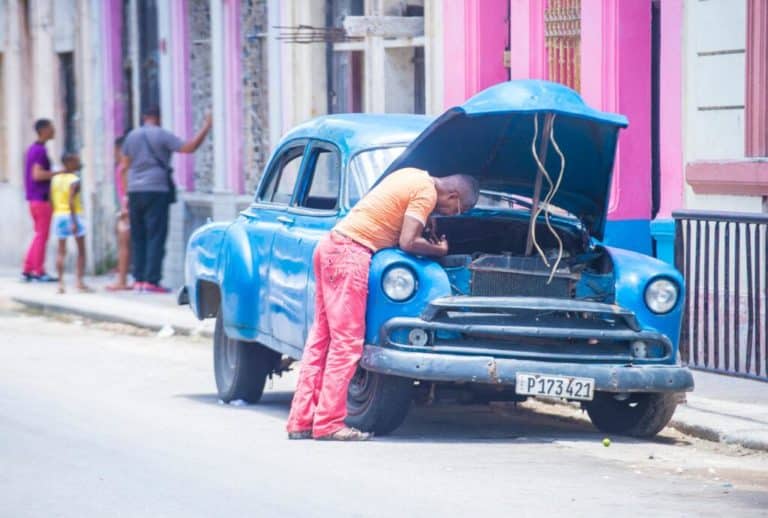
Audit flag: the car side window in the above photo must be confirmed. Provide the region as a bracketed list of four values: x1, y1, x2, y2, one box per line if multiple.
[298, 147, 341, 211]
[259, 145, 305, 204]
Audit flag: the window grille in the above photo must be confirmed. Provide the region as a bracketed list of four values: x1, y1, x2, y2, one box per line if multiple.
[545, 0, 581, 92]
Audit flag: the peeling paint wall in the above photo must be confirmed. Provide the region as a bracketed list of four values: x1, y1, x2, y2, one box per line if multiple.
[188, 0, 214, 193]
[240, 0, 269, 193]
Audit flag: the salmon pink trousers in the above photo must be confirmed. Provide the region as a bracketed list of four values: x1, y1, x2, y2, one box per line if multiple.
[286, 232, 372, 438]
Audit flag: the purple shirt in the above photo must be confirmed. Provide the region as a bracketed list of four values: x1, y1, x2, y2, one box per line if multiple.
[24, 142, 52, 202]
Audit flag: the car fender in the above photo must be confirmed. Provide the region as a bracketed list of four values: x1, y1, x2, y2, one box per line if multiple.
[184, 221, 229, 319]
[606, 246, 685, 362]
[365, 249, 451, 345]
[217, 220, 265, 332]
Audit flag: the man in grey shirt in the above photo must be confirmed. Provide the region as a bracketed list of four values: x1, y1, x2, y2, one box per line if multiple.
[118, 106, 212, 293]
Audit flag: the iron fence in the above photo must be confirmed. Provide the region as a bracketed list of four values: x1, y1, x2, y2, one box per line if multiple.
[673, 210, 768, 381]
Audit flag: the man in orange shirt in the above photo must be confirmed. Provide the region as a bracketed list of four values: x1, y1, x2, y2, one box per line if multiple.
[286, 167, 480, 441]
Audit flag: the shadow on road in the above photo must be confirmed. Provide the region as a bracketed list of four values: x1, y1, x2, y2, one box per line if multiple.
[179, 390, 689, 447]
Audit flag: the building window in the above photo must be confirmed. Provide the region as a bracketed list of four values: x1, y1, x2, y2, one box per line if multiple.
[325, 0, 425, 114]
[745, 0, 767, 157]
[544, 0, 581, 92]
[327, 0, 364, 114]
[59, 52, 79, 153]
[137, 0, 160, 114]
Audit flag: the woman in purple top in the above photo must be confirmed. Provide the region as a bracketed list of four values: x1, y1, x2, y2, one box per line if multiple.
[22, 119, 58, 282]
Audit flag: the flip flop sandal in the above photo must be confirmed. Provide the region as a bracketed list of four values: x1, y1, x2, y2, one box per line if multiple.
[287, 430, 313, 440]
[315, 427, 372, 441]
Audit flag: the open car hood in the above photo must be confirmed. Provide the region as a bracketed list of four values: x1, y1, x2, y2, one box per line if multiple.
[382, 80, 628, 239]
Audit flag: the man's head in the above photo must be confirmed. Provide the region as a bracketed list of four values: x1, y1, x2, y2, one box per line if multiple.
[61, 153, 81, 173]
[142, 105, 161, 125]
[34, 119, 54, 141]
[433, 174, 480, 216]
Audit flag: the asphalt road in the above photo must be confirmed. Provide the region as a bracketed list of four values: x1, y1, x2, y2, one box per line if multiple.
[1, 307, 767, 518]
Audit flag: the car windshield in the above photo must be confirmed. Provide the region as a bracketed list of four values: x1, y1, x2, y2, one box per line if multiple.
[348, 146, 407, 206]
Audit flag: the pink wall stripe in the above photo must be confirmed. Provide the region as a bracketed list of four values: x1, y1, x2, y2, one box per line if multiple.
[581, 0, 650, 221]
[171, 0, 194, 191]
[102, 0, 124, 171]
[443, 0, 508, 108]
[225, 0, 243, 194]
[509, 0, 548, 80]
[657, 0, 684, 218]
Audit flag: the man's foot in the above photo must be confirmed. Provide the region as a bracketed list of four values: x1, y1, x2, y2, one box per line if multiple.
[143, 283, 171, 294]
[57, 284, 66, 294]
[315, 427, 373, 441]
[287, 430, 313, 440]
[77, 284, 93, 293]
[35, 273, 58, 283]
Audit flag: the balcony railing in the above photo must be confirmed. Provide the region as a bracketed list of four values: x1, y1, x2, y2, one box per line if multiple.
[673, 210, 768, 381]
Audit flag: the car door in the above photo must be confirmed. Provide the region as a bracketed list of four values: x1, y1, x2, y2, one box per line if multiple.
[240, 140, 307, 338]
[268, 140, 343, 349]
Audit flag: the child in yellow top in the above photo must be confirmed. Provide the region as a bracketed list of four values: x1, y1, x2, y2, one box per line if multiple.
[51, 153, 90, 293]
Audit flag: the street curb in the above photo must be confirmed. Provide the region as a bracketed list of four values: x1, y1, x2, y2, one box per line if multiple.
[10, 296, 213, 339]
[669, 417, 768, 453]
[536, 395, 768, 453]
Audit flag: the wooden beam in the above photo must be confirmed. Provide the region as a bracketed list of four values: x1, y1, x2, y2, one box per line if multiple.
[343, 16, 424, 39]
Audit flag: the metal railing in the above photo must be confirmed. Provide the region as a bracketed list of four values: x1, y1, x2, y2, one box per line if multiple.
[673, 210, 768, 381]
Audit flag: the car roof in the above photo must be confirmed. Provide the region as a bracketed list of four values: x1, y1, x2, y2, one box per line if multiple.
[279, 114, 434, 157]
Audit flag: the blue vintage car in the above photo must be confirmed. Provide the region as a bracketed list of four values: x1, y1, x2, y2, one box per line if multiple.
[180, 80, 694, 438]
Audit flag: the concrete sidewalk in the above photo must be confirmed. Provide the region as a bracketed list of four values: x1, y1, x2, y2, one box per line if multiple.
[1, 272, 766, 451]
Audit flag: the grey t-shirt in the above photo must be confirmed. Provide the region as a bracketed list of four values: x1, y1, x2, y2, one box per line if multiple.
[122, 125, 184, 193]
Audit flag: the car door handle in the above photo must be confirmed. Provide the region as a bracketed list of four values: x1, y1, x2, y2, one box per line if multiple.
[277, 216, 295, 225]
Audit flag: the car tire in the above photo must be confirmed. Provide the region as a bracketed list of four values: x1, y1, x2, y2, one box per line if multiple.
[345, 367, 413, 436]
[585, 391, 679, 438]
[213, 312, 278, 403]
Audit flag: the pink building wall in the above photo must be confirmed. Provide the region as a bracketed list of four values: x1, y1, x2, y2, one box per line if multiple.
[170, 0, 195, 192]
[442, 0, 509, 108]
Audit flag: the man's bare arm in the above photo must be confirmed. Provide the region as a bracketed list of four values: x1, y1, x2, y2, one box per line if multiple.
[399, 216, 449, 257]
[117, 155, 131, 196]
[32, 163, 54, 181]
[178, 114, 213, 154]
[69, 181, 81, 233]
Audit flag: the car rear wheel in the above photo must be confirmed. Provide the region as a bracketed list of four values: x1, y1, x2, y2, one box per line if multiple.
[585, 391, 679, 438]
[345, 367, 413, 436]
[213, 312, 279, 403]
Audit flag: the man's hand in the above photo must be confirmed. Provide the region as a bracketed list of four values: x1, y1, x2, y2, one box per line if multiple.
[70, 220, 79, 236]
[400, 216, 450, 257]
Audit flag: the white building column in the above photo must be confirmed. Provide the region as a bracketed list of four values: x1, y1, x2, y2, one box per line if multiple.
[157, 1, 175, 131]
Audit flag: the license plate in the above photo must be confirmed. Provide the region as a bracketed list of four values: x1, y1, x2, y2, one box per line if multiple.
[515, 373, 595, 401]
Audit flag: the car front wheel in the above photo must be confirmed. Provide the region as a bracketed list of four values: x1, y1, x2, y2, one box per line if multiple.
[213, 312, 279, 403]
[345, 367, 413, 436]
[585, 391, 679, 438]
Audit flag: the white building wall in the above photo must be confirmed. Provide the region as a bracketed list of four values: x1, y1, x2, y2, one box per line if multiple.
[683, 0, 763, 213]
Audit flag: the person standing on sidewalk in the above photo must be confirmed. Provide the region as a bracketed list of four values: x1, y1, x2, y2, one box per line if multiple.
[286, 168, 480, 441]
[117, 106, 212, 293]
[22, 119, 58, 283]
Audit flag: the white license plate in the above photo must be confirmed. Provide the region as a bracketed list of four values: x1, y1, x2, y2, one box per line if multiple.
[515, 373, 595, 401]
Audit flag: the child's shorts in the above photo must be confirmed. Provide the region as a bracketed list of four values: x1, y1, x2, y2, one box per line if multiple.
[53, 213, 86, 239]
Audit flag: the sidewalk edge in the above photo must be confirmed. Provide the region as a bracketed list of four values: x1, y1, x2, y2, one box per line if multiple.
[10, 296, 212, 339]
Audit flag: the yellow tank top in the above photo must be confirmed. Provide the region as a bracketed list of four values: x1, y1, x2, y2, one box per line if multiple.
[51, 173, 83, 216]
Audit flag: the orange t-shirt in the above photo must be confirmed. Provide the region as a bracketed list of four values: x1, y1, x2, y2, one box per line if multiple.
[335, 167, 437, 252]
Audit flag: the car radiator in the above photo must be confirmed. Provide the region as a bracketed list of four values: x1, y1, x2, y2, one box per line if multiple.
[469, 254, 579, 298]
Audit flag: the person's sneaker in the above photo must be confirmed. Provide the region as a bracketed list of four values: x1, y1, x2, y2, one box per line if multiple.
[133, 282, 146, 293]
[143, 283, 171, 294]
[35, 273, 59, 283]
[21, 272, 36, 282]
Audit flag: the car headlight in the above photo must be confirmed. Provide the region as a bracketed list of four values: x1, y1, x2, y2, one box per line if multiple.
[644, 278, 679, 314]
[382, 266, 416, 301]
